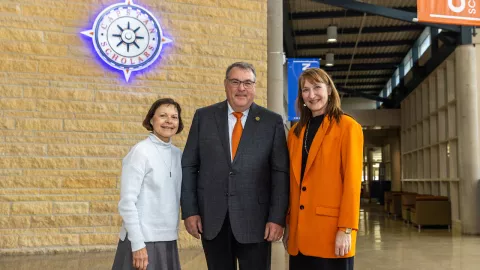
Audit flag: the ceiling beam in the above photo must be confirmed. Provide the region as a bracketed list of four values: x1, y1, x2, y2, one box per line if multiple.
[313, 0, 461, 33]
[392, 32, 465, 107]
[393, 47, 455, 107]
[297, 39, 414, 50]
[338, 87, 393, 105]
[334, 52, 405, 60]
[295, 25, 424, 36]
[437, 33, 456, 46]
[389, 28, 473, 107]
[290, 6, 416, 20]
[323, 62, 398, 71]
[302, 52, 405, 60]
[338, 81, 388, 86]
[341, 87, 383, 92]
[331, 74, 391, 80]
[459, 26, 473, 45]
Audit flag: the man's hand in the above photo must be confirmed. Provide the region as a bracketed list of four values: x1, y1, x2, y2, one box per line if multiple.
[282, 224, 289, 250]
[335, 230, 352, 256]
[264, 222, 284, 242]
[132, 247, 148, 270]
[184, 215, 203, 239]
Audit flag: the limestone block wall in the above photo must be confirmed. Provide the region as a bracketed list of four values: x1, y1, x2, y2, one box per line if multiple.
[0, 0, 268, 254]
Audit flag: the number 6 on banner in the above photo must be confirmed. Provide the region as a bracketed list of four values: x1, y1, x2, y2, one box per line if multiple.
[417, 0, 479, 26]
[449, 0, 466, 13]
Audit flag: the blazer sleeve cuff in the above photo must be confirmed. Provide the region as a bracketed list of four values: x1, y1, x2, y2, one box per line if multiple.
[181, 209, 199, 220]
[337, 221, 359, 231]
[268, 216, 286, 227]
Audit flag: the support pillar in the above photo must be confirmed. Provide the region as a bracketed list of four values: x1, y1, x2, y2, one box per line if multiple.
[367, 148, 374, 199]
[390, 131, 401, 192]
[455, 45, 480, 234]
[267, 2, 288, 267]
[267, 0, 284, 116]
[363, 155, 368, 193]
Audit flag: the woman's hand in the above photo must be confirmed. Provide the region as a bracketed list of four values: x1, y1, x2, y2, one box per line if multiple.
[133, 247, 149, 270]
[335, 230, 351, 257]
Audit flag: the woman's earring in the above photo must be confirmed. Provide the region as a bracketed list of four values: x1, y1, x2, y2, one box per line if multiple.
[303, 103, 306, 107]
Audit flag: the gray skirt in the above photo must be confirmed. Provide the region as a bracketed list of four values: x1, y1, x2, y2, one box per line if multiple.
[111, 237, 181, 270]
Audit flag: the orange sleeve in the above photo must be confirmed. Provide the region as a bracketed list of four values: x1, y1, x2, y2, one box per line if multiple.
[338, 121, 364, 230]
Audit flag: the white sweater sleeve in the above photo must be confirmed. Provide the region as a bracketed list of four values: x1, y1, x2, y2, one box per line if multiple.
[118, 146, 147, 252]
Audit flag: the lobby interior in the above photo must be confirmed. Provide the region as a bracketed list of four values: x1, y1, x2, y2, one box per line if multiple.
[1, 1, 480, 269]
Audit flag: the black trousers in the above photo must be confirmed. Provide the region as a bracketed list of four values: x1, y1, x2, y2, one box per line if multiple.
[201, 213, 271, 270]
[289, 252, 354, 270]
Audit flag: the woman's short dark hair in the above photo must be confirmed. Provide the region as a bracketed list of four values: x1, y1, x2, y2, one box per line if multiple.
[142, 98, 184, 134]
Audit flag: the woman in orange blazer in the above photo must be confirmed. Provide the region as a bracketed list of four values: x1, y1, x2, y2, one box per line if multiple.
[283, 68, 363, 270]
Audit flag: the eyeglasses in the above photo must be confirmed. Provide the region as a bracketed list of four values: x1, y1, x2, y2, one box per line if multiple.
[227, 79, 256, 89]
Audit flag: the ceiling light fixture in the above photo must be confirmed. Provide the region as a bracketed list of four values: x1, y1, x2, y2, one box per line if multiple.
[327, 25, 337, 43]
[326, 52, 334, 67]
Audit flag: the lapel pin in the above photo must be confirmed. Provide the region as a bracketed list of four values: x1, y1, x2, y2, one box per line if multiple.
[255, 116, 260, 121]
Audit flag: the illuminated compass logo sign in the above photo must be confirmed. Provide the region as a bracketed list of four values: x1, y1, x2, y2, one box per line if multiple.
[82, 0, 171, 82]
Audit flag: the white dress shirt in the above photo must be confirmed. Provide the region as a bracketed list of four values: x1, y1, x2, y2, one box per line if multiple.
[227, 102, 249, 160]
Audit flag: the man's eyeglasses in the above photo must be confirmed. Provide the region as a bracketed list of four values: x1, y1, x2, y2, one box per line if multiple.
[227, 79, 256, 89]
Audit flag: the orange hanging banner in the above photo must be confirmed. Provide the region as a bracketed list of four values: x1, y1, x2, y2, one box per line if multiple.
[417, 0, 480, 26]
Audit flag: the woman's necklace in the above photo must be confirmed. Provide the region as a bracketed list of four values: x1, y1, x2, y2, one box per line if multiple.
[304, 119, 311, 155]
[152, 134, 173, 178]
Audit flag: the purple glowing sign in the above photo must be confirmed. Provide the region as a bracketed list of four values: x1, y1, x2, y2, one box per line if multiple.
[81, 0, 172, 82]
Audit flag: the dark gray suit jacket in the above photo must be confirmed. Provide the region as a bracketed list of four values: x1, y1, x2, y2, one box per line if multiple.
[181, 101, 289, 244]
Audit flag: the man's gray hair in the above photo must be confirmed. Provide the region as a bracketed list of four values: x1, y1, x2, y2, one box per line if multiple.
[225, 62, 256, 81]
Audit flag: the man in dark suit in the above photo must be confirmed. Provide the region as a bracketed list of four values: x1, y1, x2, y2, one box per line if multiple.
[181, 62, 289, 270]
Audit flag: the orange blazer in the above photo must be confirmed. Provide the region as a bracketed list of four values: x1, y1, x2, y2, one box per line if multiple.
[286, 114, 364, 258]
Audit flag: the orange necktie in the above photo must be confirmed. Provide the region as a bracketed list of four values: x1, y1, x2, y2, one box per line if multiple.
[231, 112, 243, 160]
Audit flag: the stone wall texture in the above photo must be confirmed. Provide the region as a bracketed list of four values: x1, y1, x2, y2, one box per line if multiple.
[0, 0, 268, 255]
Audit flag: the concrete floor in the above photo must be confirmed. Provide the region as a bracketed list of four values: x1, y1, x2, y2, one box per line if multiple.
[1, 204, 479, 270]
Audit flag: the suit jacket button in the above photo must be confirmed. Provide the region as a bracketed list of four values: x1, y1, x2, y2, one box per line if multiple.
[302, 186, 306, 191]
[300, 205, 304, 210]
[229, 171, 233, 175]
[225, 192, 229, 196]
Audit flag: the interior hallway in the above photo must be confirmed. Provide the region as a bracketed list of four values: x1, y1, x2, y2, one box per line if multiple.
[1, 204, 479, 270]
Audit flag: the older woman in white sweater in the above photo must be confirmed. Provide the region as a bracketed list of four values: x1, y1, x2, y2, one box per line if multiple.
[112, 98, 183, 270]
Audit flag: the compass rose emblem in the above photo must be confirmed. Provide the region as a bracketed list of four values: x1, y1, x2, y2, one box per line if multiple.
[81, 0, 171, 82]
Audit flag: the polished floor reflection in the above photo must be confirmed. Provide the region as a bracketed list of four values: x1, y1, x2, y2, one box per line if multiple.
[1, 204, 479, 270]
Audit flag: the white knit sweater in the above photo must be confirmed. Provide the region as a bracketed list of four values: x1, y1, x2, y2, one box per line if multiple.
[118, 133, 182, 251]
